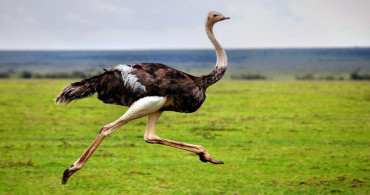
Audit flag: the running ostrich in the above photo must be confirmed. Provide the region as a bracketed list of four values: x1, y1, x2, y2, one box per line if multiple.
[56, 11, 230, 184]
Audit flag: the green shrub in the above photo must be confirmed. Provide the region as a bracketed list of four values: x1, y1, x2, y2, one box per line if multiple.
[296, 73, 315, 80]
[0, 72, 10, 78]
[20, 71, 32, 79]
[350, 70, 370, 80]
[230, 73, 267, 80]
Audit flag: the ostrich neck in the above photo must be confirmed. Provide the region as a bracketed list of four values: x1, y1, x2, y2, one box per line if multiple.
[206, 23, 227, 69]
[201, 22, 228, 88]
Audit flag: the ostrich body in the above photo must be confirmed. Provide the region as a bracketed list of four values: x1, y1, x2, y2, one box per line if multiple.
[57, 11, 230, 184]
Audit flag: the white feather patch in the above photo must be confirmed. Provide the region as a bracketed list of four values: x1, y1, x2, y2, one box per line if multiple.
[112, 64, 146, 93]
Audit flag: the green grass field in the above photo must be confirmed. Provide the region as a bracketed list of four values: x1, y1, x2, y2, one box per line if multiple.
[0, 79, 369, 194]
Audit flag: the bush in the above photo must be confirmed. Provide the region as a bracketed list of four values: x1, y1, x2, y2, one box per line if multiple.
[350, 70, 370, 80]
[20, 71, 32, 79]
[322, 75, 335, 80]
[230, 73, 267, 80]
[318, 75, 345, 81]
[296, 73, 315, 80]
[0, 72, 10, 78]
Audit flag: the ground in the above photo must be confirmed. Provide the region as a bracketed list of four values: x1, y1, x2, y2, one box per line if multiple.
[0, 80, 369, 194]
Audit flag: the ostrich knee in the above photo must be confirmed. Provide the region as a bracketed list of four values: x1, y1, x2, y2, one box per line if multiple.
[98, 125, 117, 138]
[196, 146, 207, 154]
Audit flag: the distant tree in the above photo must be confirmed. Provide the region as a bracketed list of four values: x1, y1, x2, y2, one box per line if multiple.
[0, 72, 10, 78]
[323, 75, 335, 80]
[20, 71, 32, 79]
[230, 73, 267, 80]
[296, 73, 315, 80]
[350, 69, 361, 80]
[34, 73, 44, 78]
[351, 69, 370, 80]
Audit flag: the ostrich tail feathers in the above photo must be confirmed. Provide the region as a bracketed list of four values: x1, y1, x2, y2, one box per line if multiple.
[55, 75, 101, 104]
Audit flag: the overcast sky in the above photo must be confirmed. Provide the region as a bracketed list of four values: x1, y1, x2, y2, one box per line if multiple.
[0, 0, 369, 50]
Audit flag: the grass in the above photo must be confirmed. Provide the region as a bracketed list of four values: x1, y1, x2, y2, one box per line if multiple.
[0, 79, 369, 194]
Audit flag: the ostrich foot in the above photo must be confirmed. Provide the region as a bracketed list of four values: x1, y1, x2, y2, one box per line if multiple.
[62, 167, 78, 184]
[199, 152, 224, 164]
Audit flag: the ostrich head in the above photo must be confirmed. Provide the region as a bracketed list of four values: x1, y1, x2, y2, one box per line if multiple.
[207, 11, 230, 25]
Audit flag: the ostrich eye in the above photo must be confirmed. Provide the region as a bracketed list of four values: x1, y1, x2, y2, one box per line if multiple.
[213, 14, 218, 17]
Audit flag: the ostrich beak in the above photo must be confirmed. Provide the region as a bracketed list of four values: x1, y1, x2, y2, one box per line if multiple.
[221, 16, 230, 20]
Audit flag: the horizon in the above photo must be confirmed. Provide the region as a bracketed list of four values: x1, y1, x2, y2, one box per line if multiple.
[1, 46, 370, 52]
[1, 48, 369, 73]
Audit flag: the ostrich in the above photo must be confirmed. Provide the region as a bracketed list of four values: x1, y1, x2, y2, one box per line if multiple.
[56, 11, 230, 184]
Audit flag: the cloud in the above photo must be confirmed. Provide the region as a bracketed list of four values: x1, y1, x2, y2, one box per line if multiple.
[224, 0, 370, 48]
[0, 0, 369, 49]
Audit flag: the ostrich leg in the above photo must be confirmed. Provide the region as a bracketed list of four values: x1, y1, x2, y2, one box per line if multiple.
[62, 96, 167, 184]
[144, 111, 223, 164]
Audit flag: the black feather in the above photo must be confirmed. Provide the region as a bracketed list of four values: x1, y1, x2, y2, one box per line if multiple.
[55, 74, 102, 104]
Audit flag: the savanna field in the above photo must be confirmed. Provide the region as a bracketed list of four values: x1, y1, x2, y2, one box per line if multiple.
[0, 79, 369, 194]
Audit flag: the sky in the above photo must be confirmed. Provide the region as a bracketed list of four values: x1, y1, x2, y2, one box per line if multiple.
[0, 0, 369, 50]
